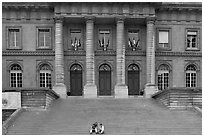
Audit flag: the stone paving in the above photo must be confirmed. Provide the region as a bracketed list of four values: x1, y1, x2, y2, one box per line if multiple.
[6, 97, 202, 135]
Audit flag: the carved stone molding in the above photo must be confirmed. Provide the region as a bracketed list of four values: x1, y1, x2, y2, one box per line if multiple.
[2, 51, 202, 57]
[2, 51, 55, 56]
[95, 50, 116, 56]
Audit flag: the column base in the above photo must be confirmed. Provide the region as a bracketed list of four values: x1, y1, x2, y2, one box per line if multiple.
[52, 84, 67, 99]
[114, 84, 128, 98]
[144, 84, 158, 98]
[84, 84, 97, 98]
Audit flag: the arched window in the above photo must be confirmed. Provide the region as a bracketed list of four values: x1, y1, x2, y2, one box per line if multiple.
[70, 64, 82, 71]
[99, 64, 111, 71]
[128, 64, 140, 71]
[39, 64, 52, 88]
[157, 64, 169, 90]
[186, 64, 197, 87]
[10, 64, 22, 87]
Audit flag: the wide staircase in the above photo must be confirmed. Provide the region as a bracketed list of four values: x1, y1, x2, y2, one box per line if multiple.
[6, 97, 202, 135]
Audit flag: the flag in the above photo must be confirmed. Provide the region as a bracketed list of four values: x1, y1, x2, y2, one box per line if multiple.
[71, 39, 74, 47]
[98, 40, 101, 47]
[128, 38, 132, 47]
[106, 39, 109, 47]
[78, 39, 81, 47]
[136, 39, 140, 47]
[74, 37, 77, 45]
[133, 38, 136, 45]
[101, 37, 104, 46]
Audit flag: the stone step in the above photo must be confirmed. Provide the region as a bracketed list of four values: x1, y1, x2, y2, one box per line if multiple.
[6, 98, 202, 135]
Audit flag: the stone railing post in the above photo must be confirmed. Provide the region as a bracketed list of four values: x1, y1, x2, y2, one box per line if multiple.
[114, 17, 128, 98]
[52, 16, 67, 99]
[84, 16, 97, 98]
[144, 17, 158, 98]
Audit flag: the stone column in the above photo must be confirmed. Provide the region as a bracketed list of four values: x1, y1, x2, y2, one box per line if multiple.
[52, 17, 67, 99]
[114, 17, 128, 98]
[144, 18, 157, 98]
[84, 17, 97, 98]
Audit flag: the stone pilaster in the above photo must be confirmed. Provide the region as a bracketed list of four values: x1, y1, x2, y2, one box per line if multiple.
[144, 18, 158, 98]
[114, 17, 128, 98]
[52, 17, 67, 99]
[84, 17, 97, 98]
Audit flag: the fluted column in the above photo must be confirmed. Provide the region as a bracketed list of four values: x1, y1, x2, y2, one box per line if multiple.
[84, 17, 97, 98]
[144, 17, 157, 98]
[53, 17, 67, 99]
[114, 17, 128, 98]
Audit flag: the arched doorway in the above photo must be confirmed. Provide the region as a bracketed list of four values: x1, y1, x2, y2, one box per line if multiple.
[128, 64, 140, 95]
[70, 64, 83, 96]
[99, 64, 111, 96]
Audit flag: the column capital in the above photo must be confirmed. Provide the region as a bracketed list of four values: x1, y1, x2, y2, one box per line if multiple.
[54, 16, 64, 23]
[84, 16, 95, 23]
[115, 16, 126, 23]
[146, 17, 156, 25]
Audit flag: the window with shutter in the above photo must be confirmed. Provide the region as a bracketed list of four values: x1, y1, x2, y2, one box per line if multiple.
[37, 27, 52, 49]
[159, 30, 169, 48]
[7, 27, 22, 49]
[186, 30, 198, 50]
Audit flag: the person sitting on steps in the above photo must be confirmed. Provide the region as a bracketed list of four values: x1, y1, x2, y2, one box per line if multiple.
[89, 122, 98, 134]
[98, 123, 105, 134]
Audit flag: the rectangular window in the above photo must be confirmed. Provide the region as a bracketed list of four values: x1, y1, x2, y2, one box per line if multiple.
[186, 72, 196, 87]
[158, 72, 169, 90]
[7, 27, 22, 49]
[187, 30, 198, 50]
[98, 29, 110, 51]
[10, 72, 22, 88]
[70, 29, 82, 50]
[128, 30, 140, 51]
[40, 72, 51, 88]
[37, 27, 52, 49]
[159, 30, 169, 48]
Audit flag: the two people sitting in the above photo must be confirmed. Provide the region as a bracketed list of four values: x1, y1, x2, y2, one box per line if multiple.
[89, 122, 104, 134]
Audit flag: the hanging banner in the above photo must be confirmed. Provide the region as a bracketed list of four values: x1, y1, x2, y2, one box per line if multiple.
[2, 92, 21, 109]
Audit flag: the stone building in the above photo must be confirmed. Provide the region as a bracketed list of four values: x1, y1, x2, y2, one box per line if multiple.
[2, 2, 202, 99]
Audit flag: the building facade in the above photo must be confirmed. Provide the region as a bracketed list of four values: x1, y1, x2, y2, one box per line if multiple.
[2, 2, 202, 98]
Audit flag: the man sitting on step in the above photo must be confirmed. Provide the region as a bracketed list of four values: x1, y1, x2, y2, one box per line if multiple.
[89, 122, 98, 134]
[98, 123, 105, 134]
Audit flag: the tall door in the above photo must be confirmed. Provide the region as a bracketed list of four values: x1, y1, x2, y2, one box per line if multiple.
[99, 64, 111, 96]
[70, 64, 82, 96]
[128, 64, 140, 95]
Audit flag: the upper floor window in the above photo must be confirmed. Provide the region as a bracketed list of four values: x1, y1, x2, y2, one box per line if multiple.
[70, 29, 82, 51]
[156, 28, 171, 50]
[37, 27, 52, 49]
[7, 27, 22, 49]
[186, 30, 199, 50]
[186, 64, 197, 87]
[98, 29, 110, 51]
[128, 29, 140, 51]
[159, 30, 169, 48]
[10, 64, 22, 87]
[39, 64, 52, 88]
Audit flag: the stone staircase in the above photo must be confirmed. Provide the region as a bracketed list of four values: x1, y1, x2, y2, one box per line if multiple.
[6, 97, 202, 135]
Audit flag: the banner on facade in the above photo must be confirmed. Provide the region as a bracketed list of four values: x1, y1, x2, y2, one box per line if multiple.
[2, 92, 21, 109]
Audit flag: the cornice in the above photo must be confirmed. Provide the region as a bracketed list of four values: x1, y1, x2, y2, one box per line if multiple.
[2, 51, 202, 57]
[155, 51, 202, 57]
[156, 2, 202, 12]
[2, 2, 54, 10]
[95, 50, 116, 56]
[64, 51, 86, 56]
[2, 51, 55, 56]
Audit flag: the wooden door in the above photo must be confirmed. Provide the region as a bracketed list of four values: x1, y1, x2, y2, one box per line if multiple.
[70, 64, 82, 96]
[128, 71, 140, 95]
[99, 64, 111, 96]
